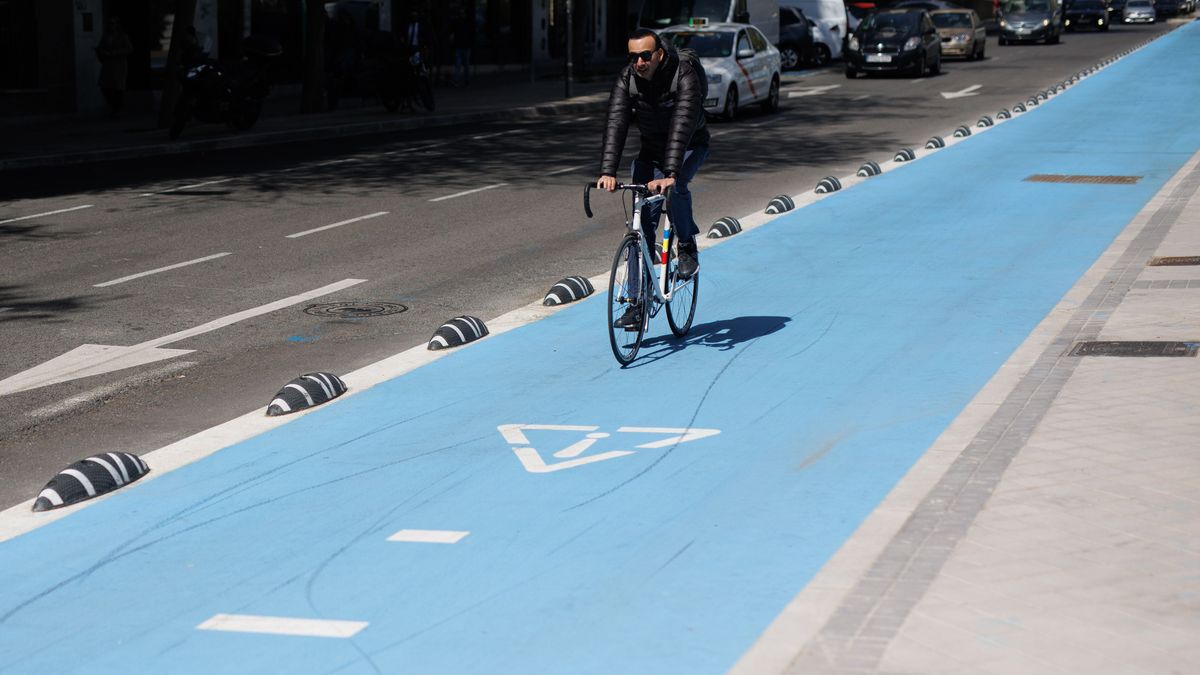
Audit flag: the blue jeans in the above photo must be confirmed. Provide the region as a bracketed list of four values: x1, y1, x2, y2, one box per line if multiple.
[624, 146, 708, 301]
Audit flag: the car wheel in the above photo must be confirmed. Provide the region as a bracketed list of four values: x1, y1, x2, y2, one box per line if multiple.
[929, 52, 941, 75]
[780, 46, 800, 70]
[979, 42, 986, 59]
[912, 53, 926, 77]
[760, 76, 780, 113]
[812, 43, 831, 66]
[721, 85, 738, 122]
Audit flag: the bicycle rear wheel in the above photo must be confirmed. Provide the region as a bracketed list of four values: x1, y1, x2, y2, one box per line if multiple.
[608, 233, 648, 366]
[665, 232, 698, 336]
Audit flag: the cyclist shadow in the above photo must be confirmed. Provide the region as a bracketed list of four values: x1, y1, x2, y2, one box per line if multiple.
[628, 315, 791, 368]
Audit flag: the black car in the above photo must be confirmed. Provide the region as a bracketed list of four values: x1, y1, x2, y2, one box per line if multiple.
[845, 9, 942, 78]
[1156, 0, 1181, 16]
[1107, 0, 1127, 18]
[998, 0, 1064, 45]
[1065, 0, 1111, 29]
[778, 5, 816, 69]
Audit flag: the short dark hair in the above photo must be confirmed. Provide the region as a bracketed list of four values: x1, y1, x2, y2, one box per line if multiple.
[628, 28, 663, 50]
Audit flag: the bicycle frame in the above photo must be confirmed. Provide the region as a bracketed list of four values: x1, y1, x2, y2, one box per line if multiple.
[584, 182, 678, 306]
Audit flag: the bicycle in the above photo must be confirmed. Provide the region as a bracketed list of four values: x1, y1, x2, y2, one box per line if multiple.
[584, 182, 699, 366]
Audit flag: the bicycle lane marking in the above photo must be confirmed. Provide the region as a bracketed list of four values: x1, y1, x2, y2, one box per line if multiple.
[2, 24, 1198, 675]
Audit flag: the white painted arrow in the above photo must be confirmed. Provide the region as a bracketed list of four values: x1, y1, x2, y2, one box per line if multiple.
[787, 84, 841, 99]
[0, 279, 366, 396]
[941, 84, 982, 99]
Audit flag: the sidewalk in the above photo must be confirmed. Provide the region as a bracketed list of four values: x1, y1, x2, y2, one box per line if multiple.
[0, 70, 611, 172]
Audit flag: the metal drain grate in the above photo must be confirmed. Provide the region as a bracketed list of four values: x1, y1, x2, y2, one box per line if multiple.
[304, 302, 408, 318]
[1068, 341, 1199, 357]
[1148, 256, 1200, 266]
[1025, 174, 1141, 185]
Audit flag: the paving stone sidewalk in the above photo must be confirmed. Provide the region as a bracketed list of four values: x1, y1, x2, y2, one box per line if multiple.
[733, 152, 1200, 675]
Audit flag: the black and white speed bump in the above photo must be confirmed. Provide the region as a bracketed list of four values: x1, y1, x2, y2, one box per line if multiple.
[894, 148, 916, 162]
[857, 161, 882, 177]
[765, 195, 796, 214]
[997, 108, 1011, 120]
[33, 453, 149, 512]
[1035, 92, 1046, 102]
[266, 372, 348, 416]
[1026, 97, 1039, 107]
[925, 136, 945, 149]
[814, 176, 842, 194]
[977, 115, 994, 128]
[1014, 102, 1027, 113]
[543, 276, 595, 306]
[707, 216, 743, 238]
[953, 125, 972, 138]
[428, 316, 489, 350]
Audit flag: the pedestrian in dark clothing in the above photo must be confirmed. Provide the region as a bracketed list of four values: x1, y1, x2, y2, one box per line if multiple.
[597, 28, 709, 327]
[96, 17, 133, 116]
[450, 8, 475, 87]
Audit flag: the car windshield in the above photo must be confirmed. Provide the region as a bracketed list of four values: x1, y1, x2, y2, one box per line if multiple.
[932, 12, 972, 27]
[1127, 0, 1151, 5]
[640, 0, 740, 27]
[1068, 0, 1104, 7]
[1002, 0, 1051, 11]
[860, 12, 920, 31]
[665, 30, 734, 57]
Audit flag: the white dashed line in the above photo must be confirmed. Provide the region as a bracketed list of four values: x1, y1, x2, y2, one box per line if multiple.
[429, 183, 508, 202]
[547, 165, 587, 176]
[387, 529, 471, 544]
[471, 129, 524, 140]
[197, 614, 368, 638]
[285, 211, 389, 239]
[0, 204, 93, 225]
[139, 178, 232, 197]
[93, 252, 232, 287]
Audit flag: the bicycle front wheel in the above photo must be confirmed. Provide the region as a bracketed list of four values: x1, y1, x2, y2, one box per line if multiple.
[665, 232, 698, 336]
[608, 233, 648, 366]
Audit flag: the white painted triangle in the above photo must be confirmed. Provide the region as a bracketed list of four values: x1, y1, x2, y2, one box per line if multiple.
[497, 424, 721, 474]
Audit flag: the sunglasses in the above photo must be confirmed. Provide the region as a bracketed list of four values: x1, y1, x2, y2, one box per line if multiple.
[628, 49, 658, 63]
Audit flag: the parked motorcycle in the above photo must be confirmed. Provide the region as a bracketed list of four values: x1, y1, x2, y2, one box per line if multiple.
[169, 36, 282, 140]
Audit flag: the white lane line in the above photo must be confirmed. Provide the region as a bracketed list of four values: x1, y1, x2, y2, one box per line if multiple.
[0, 205, 93, 225]
[387, 529, 470, 544]
[139, 178, 232, 197]
[429, 183, 508, 202]
[197, 614, 368, 638]
[93, 252, 232, 287]
[471, 129, 524, 140]
[555, 115, 593, 124]
[710, 130, 734, 138]
[547, 164, 587, 176]
[852, 94, 870, 101]
[912, 78, 926, 84]
[285, 211, 389, 239]
[0, 307, 11, 314]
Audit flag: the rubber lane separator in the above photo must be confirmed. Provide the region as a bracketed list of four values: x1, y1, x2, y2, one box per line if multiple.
[196, 614, 368, 638]
[0, 204, 93, 224]
[286, 212, 389, 239]
[387, 529, 471, 544]
[93, 252, 232, 287]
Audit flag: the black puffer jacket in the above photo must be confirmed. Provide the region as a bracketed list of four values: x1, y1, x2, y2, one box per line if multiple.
[599, 46, 709, 179]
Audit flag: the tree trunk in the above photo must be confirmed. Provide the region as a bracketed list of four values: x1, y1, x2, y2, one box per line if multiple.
[157, 0, 198, 129]
[300, 0, 326, 113]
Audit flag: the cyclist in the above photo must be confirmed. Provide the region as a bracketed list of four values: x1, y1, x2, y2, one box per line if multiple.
[597, 28, 710, 328]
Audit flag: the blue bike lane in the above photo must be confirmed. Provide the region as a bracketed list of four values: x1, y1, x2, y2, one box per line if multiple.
[4, 24, 1200, 675]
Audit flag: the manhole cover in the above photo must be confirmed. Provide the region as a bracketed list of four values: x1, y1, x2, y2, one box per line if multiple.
[1068, 341, 1199, 357]
[1025, 174, 1141, 185]
[1148, 256, 1200, 267]
[303, 302, 408, 318]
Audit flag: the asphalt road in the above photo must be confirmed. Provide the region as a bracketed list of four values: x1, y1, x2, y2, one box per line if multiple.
[0, 20, 1178, 510]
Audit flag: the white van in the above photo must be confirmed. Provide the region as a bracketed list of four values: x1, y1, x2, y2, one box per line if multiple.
[784, 0, 847, 60]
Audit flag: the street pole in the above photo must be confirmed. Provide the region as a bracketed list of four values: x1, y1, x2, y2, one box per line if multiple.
[565, 0, 574, 98]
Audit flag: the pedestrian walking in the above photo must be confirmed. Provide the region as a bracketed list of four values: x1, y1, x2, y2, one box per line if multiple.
[96, 17, 133, 116]
[450, 7, 475, 87]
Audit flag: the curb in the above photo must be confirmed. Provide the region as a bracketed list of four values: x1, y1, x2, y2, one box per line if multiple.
[0, 95, 608, 172]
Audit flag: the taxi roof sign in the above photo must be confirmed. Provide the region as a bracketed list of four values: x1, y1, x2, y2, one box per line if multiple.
[688, 17, 710, 27]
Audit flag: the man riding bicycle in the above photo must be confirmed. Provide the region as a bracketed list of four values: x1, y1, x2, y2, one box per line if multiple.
[597, 28, 710, 329]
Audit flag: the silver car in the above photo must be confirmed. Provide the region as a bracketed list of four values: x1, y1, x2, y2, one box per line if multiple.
[1123, 0, 1156, 22]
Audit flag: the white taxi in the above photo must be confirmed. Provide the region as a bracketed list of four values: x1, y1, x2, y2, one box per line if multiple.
[660, 22, 783, 121]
